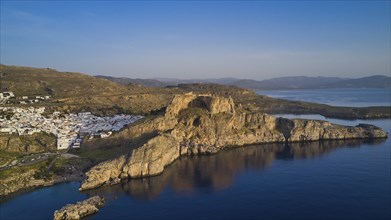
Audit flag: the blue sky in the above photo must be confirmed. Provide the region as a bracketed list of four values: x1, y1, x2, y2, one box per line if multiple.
[1, 1, 390, 80]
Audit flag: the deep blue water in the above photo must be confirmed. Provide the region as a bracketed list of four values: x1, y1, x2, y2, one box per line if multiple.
[1, 89, 391, 220]
[257, 88, 391, 107]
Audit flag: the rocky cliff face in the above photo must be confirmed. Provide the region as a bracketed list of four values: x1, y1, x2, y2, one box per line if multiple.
[165, 92, 235, 117]
[85, 139, 385, 201]
[287, 120, 386, 141]
[79, 94, 388, 191]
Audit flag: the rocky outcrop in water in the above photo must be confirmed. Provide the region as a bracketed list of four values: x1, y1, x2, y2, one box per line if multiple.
[53, 196, 105, 220]
[79, 93, 388, 191]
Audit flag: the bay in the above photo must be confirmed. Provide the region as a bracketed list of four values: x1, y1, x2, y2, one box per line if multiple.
[1, 89, 390, 220]
[257, 88, 391, 107]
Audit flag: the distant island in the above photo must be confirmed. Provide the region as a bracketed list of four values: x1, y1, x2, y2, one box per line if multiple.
[96, 75, 391, 90]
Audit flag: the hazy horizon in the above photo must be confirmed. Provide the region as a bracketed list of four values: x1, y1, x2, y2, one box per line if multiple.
[97, 74, 390, 81]
[1, 1, 390, 80]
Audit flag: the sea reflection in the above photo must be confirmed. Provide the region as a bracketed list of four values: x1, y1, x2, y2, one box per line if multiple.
[85, 139, 386, 200]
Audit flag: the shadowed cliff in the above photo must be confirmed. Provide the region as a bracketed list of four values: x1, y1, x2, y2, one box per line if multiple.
[84, 138, 386, 200]
[79, 93, 388, 191]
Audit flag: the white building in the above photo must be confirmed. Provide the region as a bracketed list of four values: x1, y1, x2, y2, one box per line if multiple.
[72, 142, 80, 148]
[100, 131, 112, 138]
[0, 107, 143, 150]
[0, 92, 15, 103]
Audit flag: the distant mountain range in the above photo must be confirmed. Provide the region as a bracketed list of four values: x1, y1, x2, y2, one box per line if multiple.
[97, 75, 391, 90]
[96, 76, 168, 87]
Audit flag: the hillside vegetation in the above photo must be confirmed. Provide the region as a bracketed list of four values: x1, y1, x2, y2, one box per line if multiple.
[0, 65, 131, 98]
[0, 64, 389, 119]
[0, 65, 173, 114]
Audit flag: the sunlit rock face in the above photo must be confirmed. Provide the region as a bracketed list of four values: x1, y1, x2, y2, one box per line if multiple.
[287, 120, 387, 142]
[79, 94, 388, 191]
[84, 139, 386, 201]
[165, 92, 235, 117]
[53, 196, 105, 220]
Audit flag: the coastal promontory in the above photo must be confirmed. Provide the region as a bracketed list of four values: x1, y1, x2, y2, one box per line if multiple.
[79, 93, 387, 191]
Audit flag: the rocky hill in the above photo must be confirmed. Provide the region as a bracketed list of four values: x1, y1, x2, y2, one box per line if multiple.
[1, 65, 389, 119]
[0, 65, 389, 197]
[0, 65, 133, 98]
[79, 93, 387, 191]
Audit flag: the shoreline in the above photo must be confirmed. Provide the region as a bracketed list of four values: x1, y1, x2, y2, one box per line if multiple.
[2, 134, 388, 201]
[0, 174, 84, 202]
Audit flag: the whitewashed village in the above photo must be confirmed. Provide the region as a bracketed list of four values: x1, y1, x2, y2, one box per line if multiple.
[0, 95, 143, 150]
[0, 91, 50, 104]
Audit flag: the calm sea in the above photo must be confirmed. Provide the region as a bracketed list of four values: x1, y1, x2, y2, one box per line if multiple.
[257, 88, 391, 107]
[1, 89, 390, 220]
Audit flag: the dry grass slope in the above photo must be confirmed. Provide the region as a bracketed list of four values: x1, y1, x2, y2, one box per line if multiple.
[0, 65, 130, 98]
[1, 64, 389, 119]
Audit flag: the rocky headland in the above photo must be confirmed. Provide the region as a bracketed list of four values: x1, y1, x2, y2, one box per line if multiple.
[1, 65, 389, 199]
[53, 196, 105, 220]
[0, 164, 84, 198]
[79, 93, 387, 191]
[0, 169, 49, 196]
[84, 139, 385, 201]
